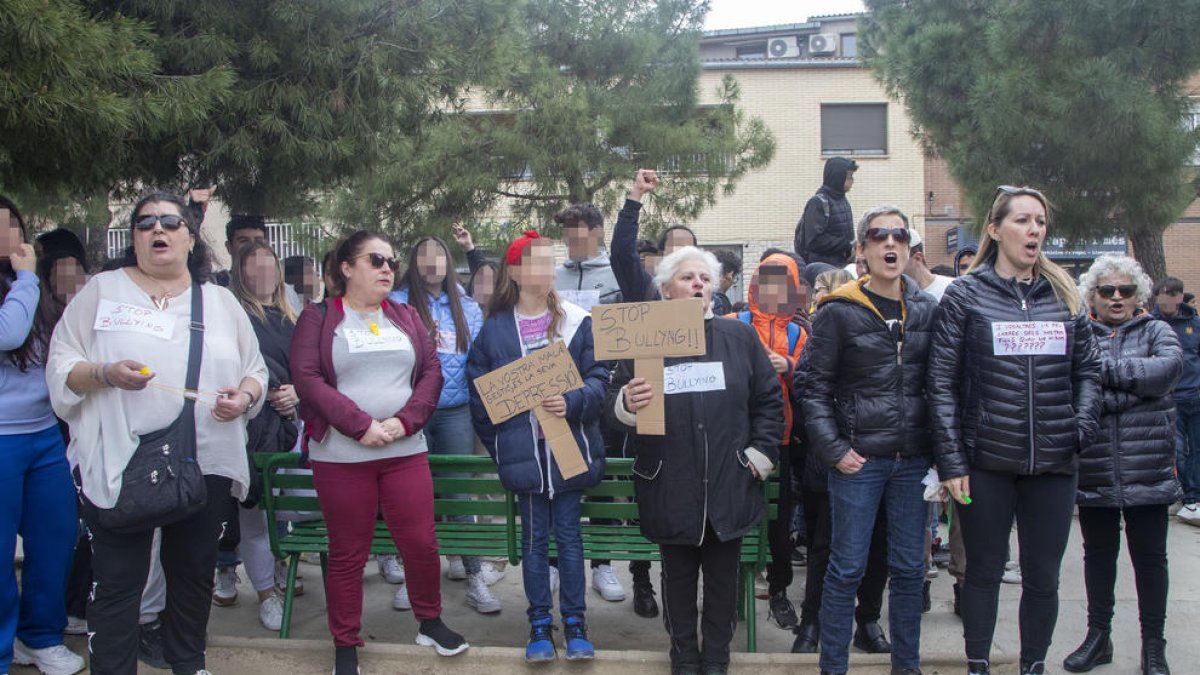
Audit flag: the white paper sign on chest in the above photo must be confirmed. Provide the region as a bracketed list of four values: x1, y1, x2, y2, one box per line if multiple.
[346, 328, 411, 354]
[93, 299, 176, 340]
[992, 321, 1068, 357]
[663, 362, 726, 395]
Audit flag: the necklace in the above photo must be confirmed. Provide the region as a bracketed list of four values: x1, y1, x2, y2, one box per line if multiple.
[345, 299, 383, 335]
[135, 269, 190, 310]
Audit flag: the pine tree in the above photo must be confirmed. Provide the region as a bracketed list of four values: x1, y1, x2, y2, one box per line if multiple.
[862, 0, 1200, 280]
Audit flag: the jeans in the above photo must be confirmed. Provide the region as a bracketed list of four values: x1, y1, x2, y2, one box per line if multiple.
[799, 489, 888, 626]
[0, 427, 78, 673]
[659, 523, 741, 669]
[958, 468, 1076, 666]
[517, 490, 586, 622]
[820, 454, 930, 672]
[85, 475, 231, 675]
[1175, 397, 1200, 503]
[425, 404, 482, 575]
[1078, 504, 1169, 641]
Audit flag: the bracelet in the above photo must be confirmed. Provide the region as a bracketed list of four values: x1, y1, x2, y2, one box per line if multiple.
[100, 363, 114, 388]
[240, 389, 257, 413]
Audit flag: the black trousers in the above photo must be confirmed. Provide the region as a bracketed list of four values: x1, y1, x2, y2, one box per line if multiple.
[766, 444, 795, 596]
[65, 519, 91, 619]
[84, 475, 232, 675]
[799, 488, 887, 625]
[958, 468, 1076, 665]
[659, 523, 741, 669]
[1078, 504, 1169, 640]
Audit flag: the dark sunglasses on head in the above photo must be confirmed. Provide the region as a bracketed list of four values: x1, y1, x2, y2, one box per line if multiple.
[357, 252, 399, 271]
[864, 227, 911, 244]
[134, 214, 188, 231]
[1096, 284, 1137, 300]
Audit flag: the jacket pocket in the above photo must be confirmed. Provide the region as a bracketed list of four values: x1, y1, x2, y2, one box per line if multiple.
[632, 456, 662, 481]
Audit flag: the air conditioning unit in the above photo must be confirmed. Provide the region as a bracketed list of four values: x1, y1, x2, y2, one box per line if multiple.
[766, 36, 800, 59]
[808, 33, 838, 55]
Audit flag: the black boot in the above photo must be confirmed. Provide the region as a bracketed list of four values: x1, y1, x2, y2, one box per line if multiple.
[967, 659, 991, 675]
[791, 620, 819, 653]
[852, 621, 891, 653]
[768, 591, 798, 628]
[1020, 661, 1046, 675]
[633, 580, 659, 618]
[334, 645, 359, 675]
[953, 581, 962, 617]
[922, 580, 932, 613]
[1142, 637, 1170, 675]
[1063, 628, 1113, 672]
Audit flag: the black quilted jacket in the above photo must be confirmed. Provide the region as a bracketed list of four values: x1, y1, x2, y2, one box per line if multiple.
[928, 264, 1102, 479]
[1078, 312, 1183, 508]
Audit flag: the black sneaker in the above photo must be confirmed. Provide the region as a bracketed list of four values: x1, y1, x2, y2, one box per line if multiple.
[768, 591, 798, 629]
[416, 618, 469, 656]
[137, 619, 169, 670]
[791, 546, 807, 567]
[633, 581, 659, 618]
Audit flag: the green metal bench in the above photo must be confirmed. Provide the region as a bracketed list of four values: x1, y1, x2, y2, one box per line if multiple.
[256, 453, 778, 650]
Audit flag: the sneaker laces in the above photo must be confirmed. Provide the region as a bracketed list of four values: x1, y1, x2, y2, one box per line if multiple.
[563, 618, 587, 641]
[530, 621, 556, 642]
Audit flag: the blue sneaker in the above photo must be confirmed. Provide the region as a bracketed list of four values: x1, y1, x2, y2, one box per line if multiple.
[562, 616, 595, 660]
[525, 618, 557, 663]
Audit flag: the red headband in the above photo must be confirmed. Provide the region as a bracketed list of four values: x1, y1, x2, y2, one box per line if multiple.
[505, 230, 542, 266]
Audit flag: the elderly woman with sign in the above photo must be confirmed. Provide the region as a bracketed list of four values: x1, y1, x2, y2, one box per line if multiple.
[606, 245, 783, 675]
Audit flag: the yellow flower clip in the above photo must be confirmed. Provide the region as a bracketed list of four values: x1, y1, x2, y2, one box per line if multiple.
[370, 322, 380, 336]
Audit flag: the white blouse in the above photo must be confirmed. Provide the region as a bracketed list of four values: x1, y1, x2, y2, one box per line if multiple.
[46, 269, 267, 508]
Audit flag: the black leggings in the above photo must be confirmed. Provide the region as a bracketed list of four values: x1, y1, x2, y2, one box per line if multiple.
[1078, 504, 1169, 640]
[766, 445, 795, 595]
[958, 468, 1076, 666]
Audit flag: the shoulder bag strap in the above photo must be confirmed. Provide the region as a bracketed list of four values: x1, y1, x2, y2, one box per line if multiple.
[183, 283, 205, 418]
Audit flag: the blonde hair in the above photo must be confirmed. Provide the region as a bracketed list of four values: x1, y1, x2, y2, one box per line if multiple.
[230, 241, 298, 325]
[973, 187, 1082, 315]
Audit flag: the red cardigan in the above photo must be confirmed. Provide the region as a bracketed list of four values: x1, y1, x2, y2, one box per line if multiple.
[290, 297, 443, 446]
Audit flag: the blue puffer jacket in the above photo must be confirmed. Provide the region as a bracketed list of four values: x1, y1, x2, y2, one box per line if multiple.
[467, 301, 608, 495]
[390, 286, 483, 409]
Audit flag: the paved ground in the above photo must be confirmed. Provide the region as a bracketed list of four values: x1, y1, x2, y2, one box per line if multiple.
[28, 514, 1200, 674]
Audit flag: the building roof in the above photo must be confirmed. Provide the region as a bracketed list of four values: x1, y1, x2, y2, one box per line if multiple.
[701, 57, 861, 70]
[703, 23, 817, 39]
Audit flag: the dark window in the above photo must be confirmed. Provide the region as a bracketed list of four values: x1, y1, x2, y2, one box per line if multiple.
[840, 33, 857, 58]
[736, 44, 767, 59]
[820, 103, 887, 155]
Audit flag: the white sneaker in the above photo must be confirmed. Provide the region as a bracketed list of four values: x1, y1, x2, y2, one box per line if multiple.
[591, 564, 626, 602]
[926, 560, 940, 579]
[479, 560, 506, 587]
[274, 559, 304, 596]
[377, 554, 405, 584]
[259, 593, 284, 631]
[11, 639, 85, 675]
[445, 556, 467, 581]
[392, 584, 412, 611]
[1177, 502, 1200, 526]
[1002, 561, 1022, 584]
[64, 615, 87, 635]
[465, 572, 502, 614]
[549, 565, 560, 598]
[213, 566, 239, 606]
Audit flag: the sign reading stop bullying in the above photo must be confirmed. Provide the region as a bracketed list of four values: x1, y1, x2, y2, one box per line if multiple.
[592, 299, 707, 435]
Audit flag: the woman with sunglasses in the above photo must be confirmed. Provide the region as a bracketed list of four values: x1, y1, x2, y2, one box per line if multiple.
[46, 191, 267, 675]
[1062, 255, 1180, 675]
[803, 206, 936, 675]
[290, 231, 468, 673]
[928, 186, 1102, 675]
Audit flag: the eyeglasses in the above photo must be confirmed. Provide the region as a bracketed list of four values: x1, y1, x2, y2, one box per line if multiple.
[356, 252, 399, 271]
[134, 214, 188, 231]
[863, 227, 912, 244]
[1096, 284, 1137, 300]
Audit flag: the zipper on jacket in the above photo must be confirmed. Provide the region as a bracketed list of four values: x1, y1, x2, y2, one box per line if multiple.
[699, 427, 710, 546]
[1019, 282, 1036, 473]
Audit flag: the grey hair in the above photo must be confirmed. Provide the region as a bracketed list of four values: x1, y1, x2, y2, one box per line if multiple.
[855, 205, 911, 244]
[654, 245, 721, 295]
[1079, 254, 1153, 308]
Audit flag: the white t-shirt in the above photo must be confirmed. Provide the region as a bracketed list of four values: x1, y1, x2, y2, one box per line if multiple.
[46, 269, 267, 508]
[922, 274, 954, 303]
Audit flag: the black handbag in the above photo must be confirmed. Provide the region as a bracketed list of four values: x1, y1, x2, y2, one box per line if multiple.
[85, 283, 208, 533]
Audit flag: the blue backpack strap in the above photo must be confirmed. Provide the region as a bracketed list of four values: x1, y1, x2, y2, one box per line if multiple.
[738, 309, 752, 325]
[787, 321, 801, 356]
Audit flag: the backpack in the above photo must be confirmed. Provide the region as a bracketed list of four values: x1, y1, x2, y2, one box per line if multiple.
[793, 193, 832, 258]
[737, 310, 803, 358]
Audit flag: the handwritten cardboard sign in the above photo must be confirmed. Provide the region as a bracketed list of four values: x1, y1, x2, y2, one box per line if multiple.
[592, 299, 707, 435]
[991, 321, 1067, 357]
[472, 341, 588, 478]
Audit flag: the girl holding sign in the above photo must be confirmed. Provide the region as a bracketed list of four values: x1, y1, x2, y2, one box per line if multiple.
[467, 231, 608, 663]
[607, 246, 783, 675]
[290, 231, 468, 674]
[928, 186, 1102, 675]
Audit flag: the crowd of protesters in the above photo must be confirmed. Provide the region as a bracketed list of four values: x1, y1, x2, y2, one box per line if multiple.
[0, 160, 1196, 675]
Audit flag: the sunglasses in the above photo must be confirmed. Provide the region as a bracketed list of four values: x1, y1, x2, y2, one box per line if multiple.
[996, 185, 1047, 200]
[1096, 284, 1137, 300]
[134, 214, 188, 231]
[864, 227, 912, 244]
[356, 252, 399, 271]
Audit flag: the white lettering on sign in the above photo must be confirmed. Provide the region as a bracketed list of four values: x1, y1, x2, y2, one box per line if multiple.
[991, 321, 1067, 357]
[93, 299, 175, 340]
[559, 289, 602, 312]
[663, 362, 726, 395]
[346, 329, 412, 354]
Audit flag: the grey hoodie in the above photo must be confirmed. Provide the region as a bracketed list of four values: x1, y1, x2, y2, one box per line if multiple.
[555, 251, 622, 309]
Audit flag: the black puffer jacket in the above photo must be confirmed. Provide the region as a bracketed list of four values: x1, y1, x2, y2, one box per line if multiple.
[606, 317, 783, 546]
[1078, 312, 1182, 508]
[928, 264, 1102, 479]
[803, 275, 937, 466]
